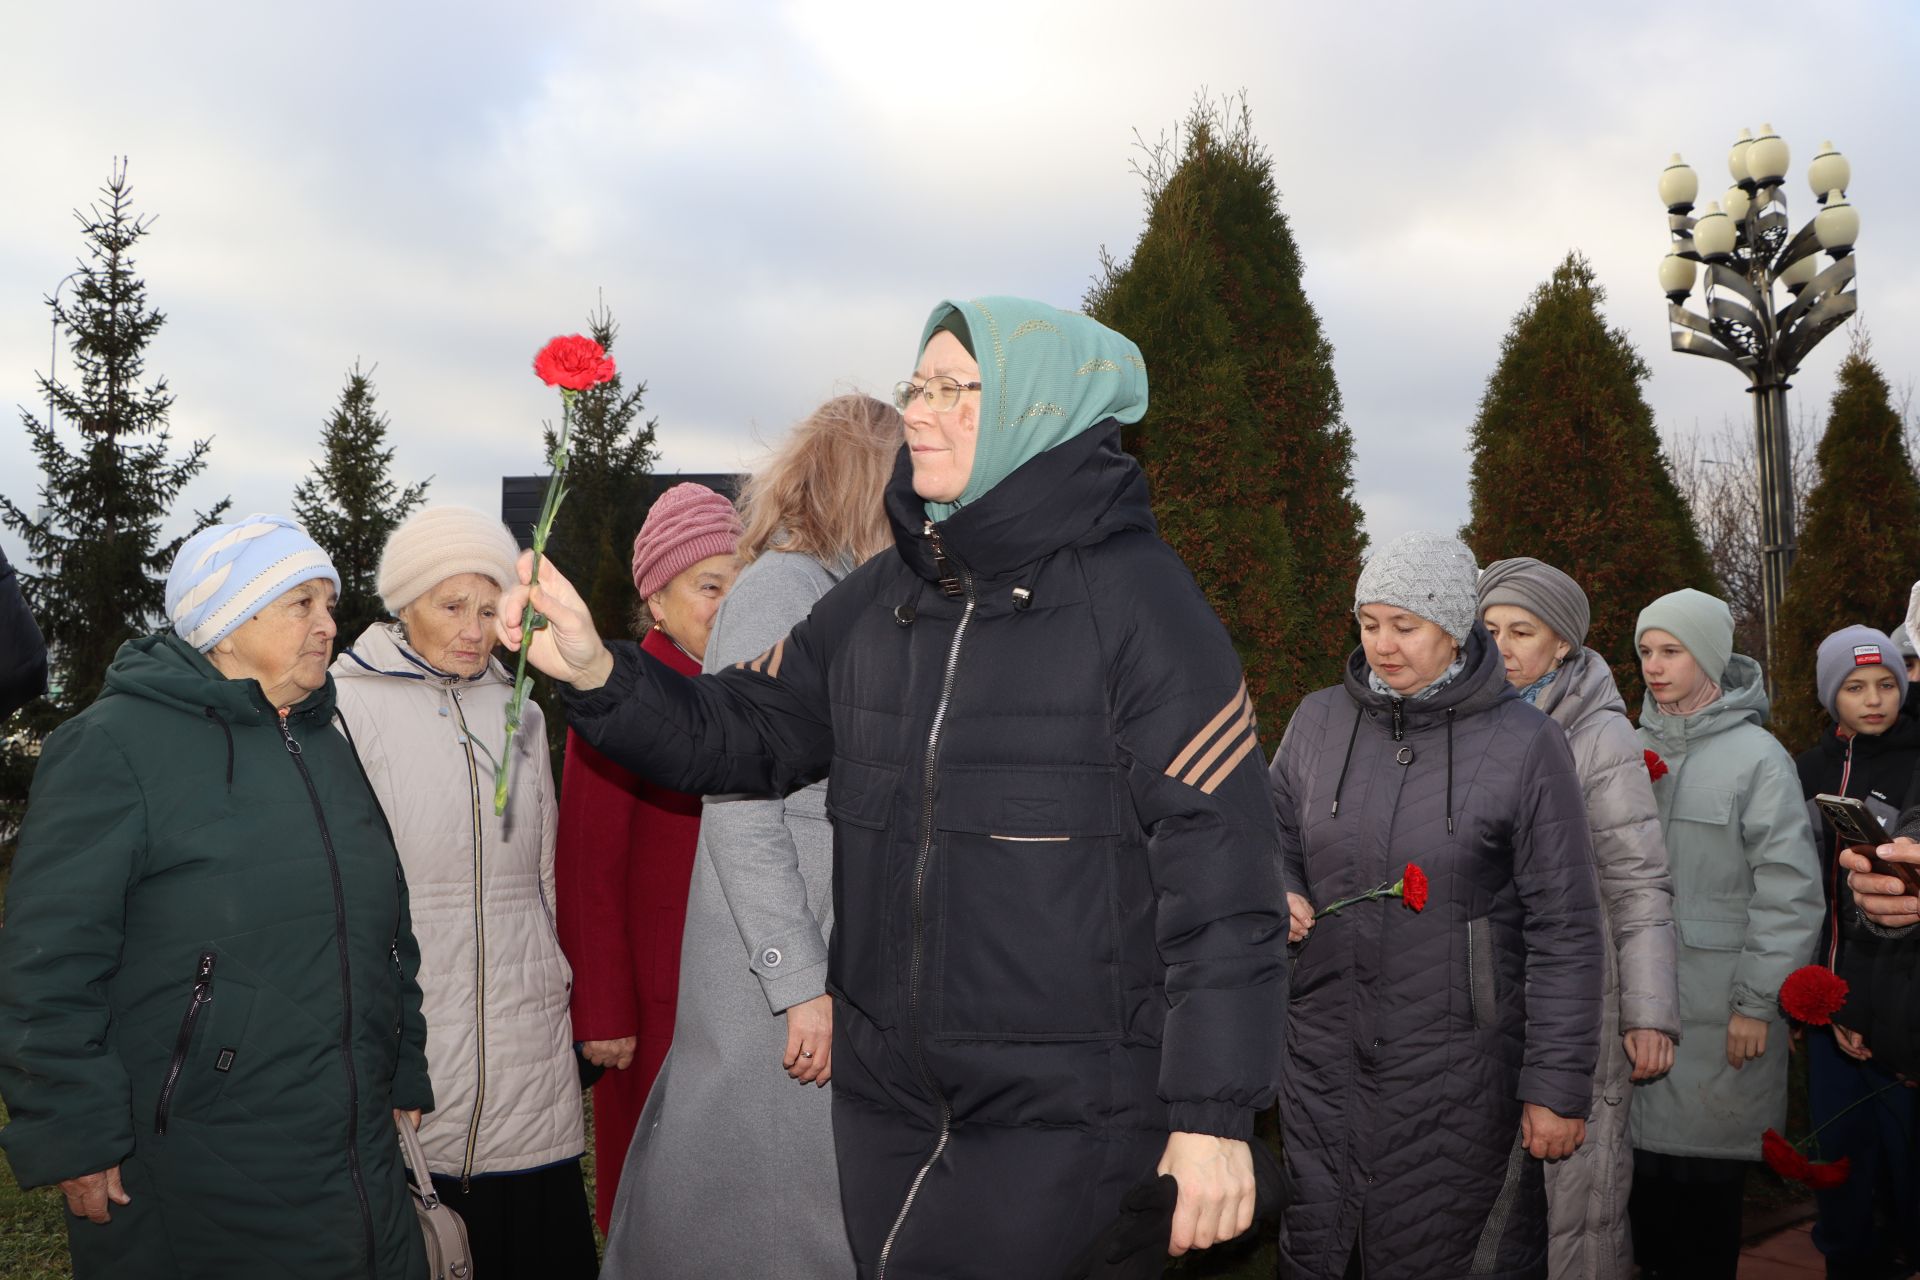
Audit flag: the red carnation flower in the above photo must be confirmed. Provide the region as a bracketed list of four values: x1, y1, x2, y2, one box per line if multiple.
[1763, 1127, 1853, 1188]
[1805, 1157, 1852, 1189]
[1780, 965, 1850, 1026]
[533, 334, 617, 391]
[1644, 749, 1668, 782]
[1400, 863, 1429, 912]
[1762, 1128, 1811, 1181]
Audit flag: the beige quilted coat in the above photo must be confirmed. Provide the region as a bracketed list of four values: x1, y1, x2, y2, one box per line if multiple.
[332, 623, 581, 1178]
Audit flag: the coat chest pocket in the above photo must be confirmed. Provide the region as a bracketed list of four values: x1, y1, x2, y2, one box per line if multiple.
[826, 758, 902, 1025]
[931, 766, 1124, 1041]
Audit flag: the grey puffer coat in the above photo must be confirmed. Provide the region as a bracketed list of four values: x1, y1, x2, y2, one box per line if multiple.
[1530, 649, 1679, 1280]
[1270, 629, 1604, 1280]
[1630, 654, 1821, 1160]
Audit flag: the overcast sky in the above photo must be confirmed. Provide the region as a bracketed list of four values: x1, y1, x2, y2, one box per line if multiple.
[2, 1, 1915, 574]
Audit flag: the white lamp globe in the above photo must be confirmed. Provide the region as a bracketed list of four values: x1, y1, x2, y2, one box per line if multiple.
[1748, 124, 1790, 187]
[1659, 154, 1699, 213]
[1660, 248, 1697, 303]
[1728, 128, 1755, 183]
[1723, 186, 1752, 222]
[1808, 142, 1850, 202]
[1815, 192, 1859, 257]
[1778, 252, 1819, 295]
[1692, 202, 1737, 260]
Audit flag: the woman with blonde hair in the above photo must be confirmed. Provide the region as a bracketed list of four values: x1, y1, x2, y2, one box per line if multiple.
[600, 393, 901, 1276]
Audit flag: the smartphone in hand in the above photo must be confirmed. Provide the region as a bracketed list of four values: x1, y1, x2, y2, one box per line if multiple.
[1816, 793, 1920, 895]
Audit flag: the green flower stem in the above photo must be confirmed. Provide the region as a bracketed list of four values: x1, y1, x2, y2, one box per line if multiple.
[1314, 879, 1404, 919]
[1796, 1076, 1908, 1160]
[494, 389, 576, 816]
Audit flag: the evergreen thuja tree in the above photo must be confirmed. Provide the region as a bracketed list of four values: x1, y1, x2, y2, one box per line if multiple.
[1088, 97, 1365, 733]
[292, 364, 430, 646]
[0, 162, 229, 842]
[1464, 252, 1716, 709]
[1772, 340, 1920, 751]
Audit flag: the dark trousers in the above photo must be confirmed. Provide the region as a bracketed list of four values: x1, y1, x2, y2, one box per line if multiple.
[1628, 1149, 1747, 1280]
[430, 1158, 600, 1279]
[1808, 1029, 1920, 1270]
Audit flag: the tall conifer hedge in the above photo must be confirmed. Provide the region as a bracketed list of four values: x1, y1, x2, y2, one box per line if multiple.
[1463, 253, 1715, 708]
[1088, 100, 1364, 733]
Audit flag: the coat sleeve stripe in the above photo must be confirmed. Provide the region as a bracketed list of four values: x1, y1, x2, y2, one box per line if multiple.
[1166, 682, 1249, 778]
[1197, 728, 1259, 796]
[1178, 694, 1256, 788]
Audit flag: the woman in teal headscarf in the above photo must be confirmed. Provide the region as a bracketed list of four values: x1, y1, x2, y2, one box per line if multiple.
[497, 297, 1288, 1277]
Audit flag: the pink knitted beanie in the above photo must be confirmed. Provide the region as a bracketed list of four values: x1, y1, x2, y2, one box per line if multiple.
[631, 483, 742, 599]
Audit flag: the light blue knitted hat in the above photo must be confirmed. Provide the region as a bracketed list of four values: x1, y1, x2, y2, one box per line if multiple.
[166, 514, 339, 652]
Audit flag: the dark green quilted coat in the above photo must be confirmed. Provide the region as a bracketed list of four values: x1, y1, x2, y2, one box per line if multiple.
[0, 632, 432, 1279]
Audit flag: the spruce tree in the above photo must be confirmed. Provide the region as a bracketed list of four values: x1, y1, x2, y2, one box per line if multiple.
[1087, 98, 1365, 732]
[1, 162, 229, 840]
[292, 364, 430, 646]
[1771, 340, 1920, 751]
[1464, 252, 1717, 709]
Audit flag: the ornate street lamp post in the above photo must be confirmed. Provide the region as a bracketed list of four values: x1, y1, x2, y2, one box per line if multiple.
[1658, 125, 1859, 690]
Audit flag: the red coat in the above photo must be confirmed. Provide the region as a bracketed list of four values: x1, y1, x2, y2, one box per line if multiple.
[555, 625, 702, 1232]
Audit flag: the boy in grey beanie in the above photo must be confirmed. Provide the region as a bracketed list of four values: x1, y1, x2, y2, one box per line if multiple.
[1815, 625, 1909, 720]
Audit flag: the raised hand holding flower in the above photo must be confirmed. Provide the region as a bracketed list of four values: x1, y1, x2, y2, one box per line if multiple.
[494, 334, 617, 815]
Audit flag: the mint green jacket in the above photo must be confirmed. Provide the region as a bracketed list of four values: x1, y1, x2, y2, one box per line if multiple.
[1630, 654, 1822, 1159]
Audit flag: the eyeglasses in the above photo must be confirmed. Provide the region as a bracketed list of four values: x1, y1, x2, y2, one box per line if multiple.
[892, 376, 982, 414]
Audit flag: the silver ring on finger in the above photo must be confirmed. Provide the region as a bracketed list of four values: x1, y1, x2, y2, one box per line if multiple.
[800, 1050, 813, 1059]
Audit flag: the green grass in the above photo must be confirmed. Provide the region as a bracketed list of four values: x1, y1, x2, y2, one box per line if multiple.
[0, 1103, 71, 1280]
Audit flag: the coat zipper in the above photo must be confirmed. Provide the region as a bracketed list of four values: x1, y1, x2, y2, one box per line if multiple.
[153, 951, 216, 1135]
[877, 523, 975, 1279]
[448, 688, 489, 1190]
[278, 707, 379, 1279]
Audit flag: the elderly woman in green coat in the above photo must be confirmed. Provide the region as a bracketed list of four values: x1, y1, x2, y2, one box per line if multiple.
[0, 515, 433, 1280]
[1628, 588, 1821, 1280]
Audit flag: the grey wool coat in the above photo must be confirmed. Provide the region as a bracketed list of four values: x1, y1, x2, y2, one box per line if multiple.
[601, 550, 855, 1277]
[1630, 654, 1822, 1160]
[1530, 649, 1679, 1280]
[1271, 629, 1604, 1280]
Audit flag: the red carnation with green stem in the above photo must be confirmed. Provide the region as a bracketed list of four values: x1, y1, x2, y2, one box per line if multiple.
[494, 334, 618, 815]
[1315, 863, 1428, 918]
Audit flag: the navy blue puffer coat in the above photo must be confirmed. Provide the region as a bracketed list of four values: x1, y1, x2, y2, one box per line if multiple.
[565, 424, 1288, 1278]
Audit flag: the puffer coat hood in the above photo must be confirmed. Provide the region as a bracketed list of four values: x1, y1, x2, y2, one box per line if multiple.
[563, 421, 1290, 1278]
[1271, 627, 1604, 1280]
[332, 623, 578, 1180]
[1632, 654, 1822, 1159]
[0, 631, 432, 1278]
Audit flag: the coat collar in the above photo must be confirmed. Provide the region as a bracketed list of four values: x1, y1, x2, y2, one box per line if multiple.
[884, 421, 1155, 587]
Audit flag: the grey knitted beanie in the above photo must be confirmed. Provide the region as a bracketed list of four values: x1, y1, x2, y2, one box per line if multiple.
[1892, 623, 1918, 660]
[1354, 531, 1481, 645]
[1635, 588, 1735, 684]
[1816, 625, 1908, 720]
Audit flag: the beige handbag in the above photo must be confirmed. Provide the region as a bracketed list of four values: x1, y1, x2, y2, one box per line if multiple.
[398, 1117, 473, 1279]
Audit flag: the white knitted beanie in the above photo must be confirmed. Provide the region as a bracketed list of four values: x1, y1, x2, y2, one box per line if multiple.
[377, 506, 522, 613]
[1354, 531, 1482, 644]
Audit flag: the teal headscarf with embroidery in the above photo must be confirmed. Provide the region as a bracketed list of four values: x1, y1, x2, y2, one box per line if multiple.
[917, 297, 1149, 521]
